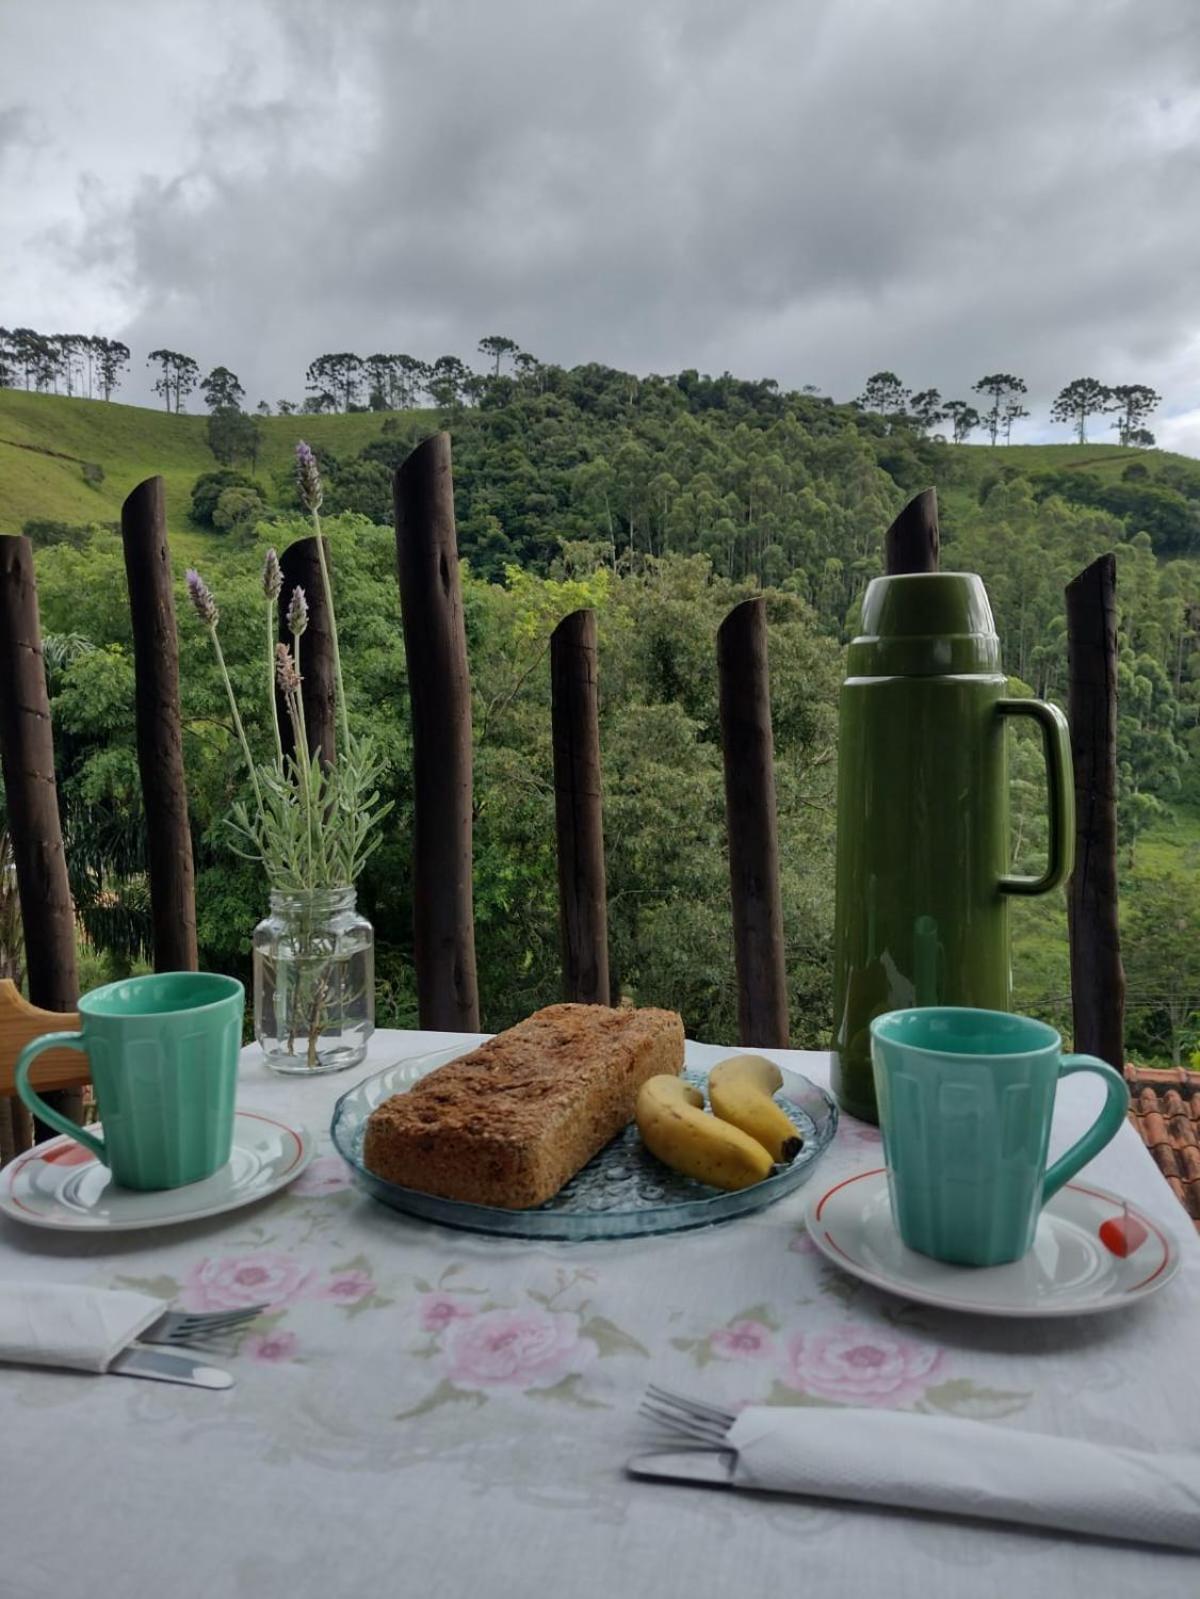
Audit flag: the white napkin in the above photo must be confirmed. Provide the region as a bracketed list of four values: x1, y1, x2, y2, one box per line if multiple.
[0, 1283, 166, 1373]
[727, 1407, 1200, 1551]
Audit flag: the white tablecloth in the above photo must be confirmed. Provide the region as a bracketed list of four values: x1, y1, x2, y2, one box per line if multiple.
[2, 1030, 1198, 1599]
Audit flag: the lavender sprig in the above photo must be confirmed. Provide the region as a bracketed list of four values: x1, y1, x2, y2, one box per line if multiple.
[263, 550, 283, 763]
[262, 548, 282, 601]
[184, 568, 263, 818]
[275, 641, 300, 696]
[287, 584, 309, 638]
[186, 568, 218, 627]
[296, 439, 349, 751]
[295, 441, 323, 512]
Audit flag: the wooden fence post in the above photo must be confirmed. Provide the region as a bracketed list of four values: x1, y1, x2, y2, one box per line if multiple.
[1066, 554, 1125, 1070]
[551, 609, 609, 1005]
[0, 534, 81, 1142]
[121, 478, 198, 972]
[393, 434, 480, 1031]
[885, 487, 939, 574]
[717, 596, 789, 1047]
[277, 536, 337, 766]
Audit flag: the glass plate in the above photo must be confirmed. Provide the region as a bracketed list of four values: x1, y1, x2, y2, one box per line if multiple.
[330, 1046, 838, 1239]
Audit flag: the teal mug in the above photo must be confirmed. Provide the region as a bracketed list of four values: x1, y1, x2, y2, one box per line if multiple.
[870, 1007, 1129, 1266]
[16, 972, 244, 1191]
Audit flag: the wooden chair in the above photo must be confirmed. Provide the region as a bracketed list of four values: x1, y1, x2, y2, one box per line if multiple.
[0, 980, 86, 1163]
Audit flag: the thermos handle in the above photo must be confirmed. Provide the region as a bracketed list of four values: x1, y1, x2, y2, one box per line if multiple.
[996, 698, 1075, 897]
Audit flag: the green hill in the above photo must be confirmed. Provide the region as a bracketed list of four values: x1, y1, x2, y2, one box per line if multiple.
[0, 389, 435, 557]
[4, 387, 1199, 560]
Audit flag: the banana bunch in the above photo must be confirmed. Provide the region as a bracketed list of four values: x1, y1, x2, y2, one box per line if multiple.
[635, 1054, 803, 1192]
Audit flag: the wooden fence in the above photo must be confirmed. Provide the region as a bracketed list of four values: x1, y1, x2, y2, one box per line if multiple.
[0, 442, 1125, 1159]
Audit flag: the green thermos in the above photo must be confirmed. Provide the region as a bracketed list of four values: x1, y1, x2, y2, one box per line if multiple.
[831, 572, 1074, 1122]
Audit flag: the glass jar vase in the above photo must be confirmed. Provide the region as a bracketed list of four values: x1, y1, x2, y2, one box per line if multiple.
[253, 886, 374, 1074]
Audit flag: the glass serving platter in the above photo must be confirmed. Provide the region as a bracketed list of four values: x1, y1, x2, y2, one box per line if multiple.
[330, 1046, 838, 1240]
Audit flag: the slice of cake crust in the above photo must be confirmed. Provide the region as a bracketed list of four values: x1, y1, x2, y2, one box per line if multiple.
[362, 1003, 685, 1208]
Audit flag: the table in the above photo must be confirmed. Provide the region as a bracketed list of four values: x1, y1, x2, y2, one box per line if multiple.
[2, 1031, 1198, 1599]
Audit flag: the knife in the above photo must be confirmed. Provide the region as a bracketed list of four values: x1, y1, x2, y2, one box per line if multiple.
[627, 1449, 737, 1488]
[108, 1345, 234, 1389]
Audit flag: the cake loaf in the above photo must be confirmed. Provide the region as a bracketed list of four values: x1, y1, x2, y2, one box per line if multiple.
[363, 1003, 685, 1208]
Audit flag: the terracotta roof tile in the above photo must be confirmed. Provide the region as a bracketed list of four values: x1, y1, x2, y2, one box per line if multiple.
[1124, 1065, 1200, 1232]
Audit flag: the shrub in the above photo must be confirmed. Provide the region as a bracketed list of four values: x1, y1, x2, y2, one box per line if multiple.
[81, 461, 105, 487]
[191, 469, 258, 527]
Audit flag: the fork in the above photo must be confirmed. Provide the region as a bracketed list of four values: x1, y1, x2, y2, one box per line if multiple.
[639, 1384, 737, 1448]
[139, 1304, 268, 1353]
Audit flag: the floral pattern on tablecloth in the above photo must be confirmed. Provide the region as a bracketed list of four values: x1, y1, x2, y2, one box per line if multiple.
[108, 1148, 1032, 1448]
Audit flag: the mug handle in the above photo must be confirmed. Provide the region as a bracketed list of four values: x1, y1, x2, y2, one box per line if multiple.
[997, 698, 1075, 897]
[1042, 1055, 1129, 1204]
[15, 1033, 107, 1165]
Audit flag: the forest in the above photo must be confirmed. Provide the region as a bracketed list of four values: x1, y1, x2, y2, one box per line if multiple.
[2, 352, 1199, 1065]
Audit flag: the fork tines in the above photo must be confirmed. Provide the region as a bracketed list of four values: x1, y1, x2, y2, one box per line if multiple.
[154, 1304, 268, 1350]
[640, 1384, 736, 1446]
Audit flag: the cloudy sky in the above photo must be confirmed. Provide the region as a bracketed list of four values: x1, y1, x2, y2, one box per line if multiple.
[3, 0, 1200, 449]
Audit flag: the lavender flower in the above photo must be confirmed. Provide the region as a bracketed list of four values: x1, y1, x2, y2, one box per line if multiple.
[287, 584, 309, 637]
[262, 548, 282, 601]
[295, 441, 323, 511]
[275, 642, 300, 695]
[185, 569, 218, 627]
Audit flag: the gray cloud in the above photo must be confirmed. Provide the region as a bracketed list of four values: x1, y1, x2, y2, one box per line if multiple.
[5, 0, 1200, 443]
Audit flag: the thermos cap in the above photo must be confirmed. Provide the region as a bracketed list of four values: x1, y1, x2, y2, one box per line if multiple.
[847, 572, 1002, 678]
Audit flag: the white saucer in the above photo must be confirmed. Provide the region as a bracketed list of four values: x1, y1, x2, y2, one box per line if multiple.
[0, 1110, 315, 1232]
[804, 1167, 1181, 1318]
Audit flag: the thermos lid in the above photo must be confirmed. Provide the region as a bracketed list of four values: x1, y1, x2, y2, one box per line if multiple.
[847, 572, 1002, 677]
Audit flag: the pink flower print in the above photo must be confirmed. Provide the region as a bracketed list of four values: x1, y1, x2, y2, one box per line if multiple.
[709, 1319, 775, 1360]
[180, 1252, 315, 1312]
[442, 1307, 596, 1391]
[419, 1293, 475, 1333]
[292, 1156, 350, 1197]
[321, 1270, 375, 1306]
[244, 1330, 298, 1363]
[782, 1323, 944, 1406]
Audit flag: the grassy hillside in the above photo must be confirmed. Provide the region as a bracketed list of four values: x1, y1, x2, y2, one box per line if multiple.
[0, 390, 435, 555]
[5, 389, 1200, 556]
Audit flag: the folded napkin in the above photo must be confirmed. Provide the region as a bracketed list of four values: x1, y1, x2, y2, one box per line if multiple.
[727, 1407, 1200, 1552]
[0, 1283, 165, 1373]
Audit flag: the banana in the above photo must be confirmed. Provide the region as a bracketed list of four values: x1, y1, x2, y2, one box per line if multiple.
[636, 1075, 774, 1191]
[708, 1054, 803, 1164]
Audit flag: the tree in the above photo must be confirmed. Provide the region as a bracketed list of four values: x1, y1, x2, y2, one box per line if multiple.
[972, 374, 1027, 445]
[1050, 377, 1111, 444]
[206, 406, 261, 467]
[305, 353, 363, 412]
[0, 328, 14, 388]
[942, 400, 980, 443]
[1128, 427, 1157, 448]
[54, 334, 85, 396]
[1123, 875, 1200, 1066]
[1002, 399, 1029, 444]
[478, 335, 519, 377]
[1108, 384, 1161, 446]
[909, 389, 943, 434]
[256, 400, 271, 416]
[427, 354, 470, 408]
[395, 354, 430, 406]
[211, 485, 267, 533]
[200, 366, 245, 412]
[277, 399, 297, 415]
[364, 354, 395, 410]
[856, 371, 910, 418]
[95, 339, 130, 400]
[190, 469, 259, 526]
[147, 349, 200, 412]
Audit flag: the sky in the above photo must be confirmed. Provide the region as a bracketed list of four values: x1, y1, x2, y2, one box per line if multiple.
[3, 0, 1200, 450]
